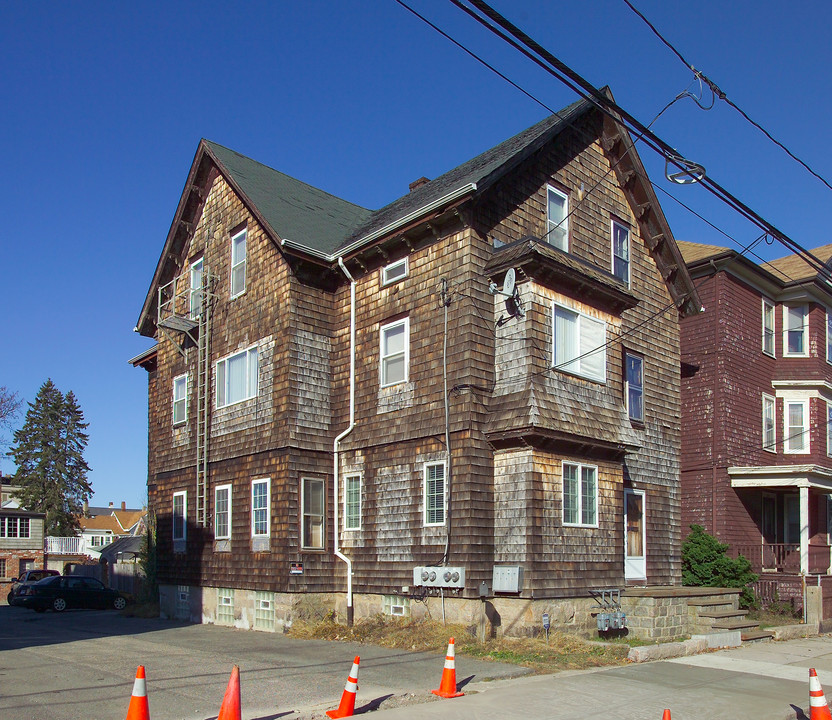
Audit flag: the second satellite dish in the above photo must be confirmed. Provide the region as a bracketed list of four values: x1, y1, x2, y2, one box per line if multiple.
[503, 268, 516, 297]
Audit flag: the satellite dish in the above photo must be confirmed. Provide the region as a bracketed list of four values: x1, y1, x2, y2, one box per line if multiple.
[503, 268, 516, 297]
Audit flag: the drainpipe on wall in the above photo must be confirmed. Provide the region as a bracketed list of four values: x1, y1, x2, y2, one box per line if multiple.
[334, 257, 356, 626]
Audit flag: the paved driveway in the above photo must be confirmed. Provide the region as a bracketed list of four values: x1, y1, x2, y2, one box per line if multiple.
[0, 605, 527, 720]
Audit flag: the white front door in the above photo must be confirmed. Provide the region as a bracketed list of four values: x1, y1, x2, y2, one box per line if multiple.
[624, 490, 646, 581]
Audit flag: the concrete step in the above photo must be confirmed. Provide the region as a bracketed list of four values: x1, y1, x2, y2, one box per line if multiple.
[698, 609, 749, 619]
[741, 629, 774, 643]
[711, 618, 760, 631]
[687, 597, 738, 608]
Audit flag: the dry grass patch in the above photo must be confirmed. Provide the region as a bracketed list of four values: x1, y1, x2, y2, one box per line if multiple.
[288, 615, 628, 673]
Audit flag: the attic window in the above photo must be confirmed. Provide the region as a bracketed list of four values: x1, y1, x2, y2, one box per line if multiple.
[382, 257, 408, 286]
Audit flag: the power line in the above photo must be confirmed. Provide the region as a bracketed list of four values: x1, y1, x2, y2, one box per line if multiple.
[621, 0, 832, 195]
[447, 0, 832, 281]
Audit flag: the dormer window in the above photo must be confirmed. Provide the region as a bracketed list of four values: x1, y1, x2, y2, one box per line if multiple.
[382, 257, 408, 286]
[546, 186, 569, 251]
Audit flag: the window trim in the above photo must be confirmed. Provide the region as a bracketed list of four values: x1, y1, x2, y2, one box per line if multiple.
[624, 351, 643, 423]
[611, 219, 630, 285]
[344, 473, 361, 532]
[762, 393, 777, 453]
[301, 477, 325, 550]
[552, 302, 607, 383]
[545, 184, 569, 251]
[214, 484, 232, 540]
[250, 478, 271, 538]
[230, 227, 247, 299]
[382, 257, 409, 286]
[423, 461, 446, 527]
[215, 345, 259, 409]
[172, 373, 188, 426]
[562, 461, 599, 528]
[379, 317, 410, 388]
[190, 257, 204, 319]
[762, 298, 775, 357]
[827, 401, 832, 458]
[172, 491, 187, 542]
[783, 304, 809, 358]
[827, 310, 832, 365]
[784, 399, 810, 454]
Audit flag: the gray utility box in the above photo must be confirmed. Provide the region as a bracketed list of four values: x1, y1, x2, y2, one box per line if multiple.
[412, 566, 465, 589]
[492, 565, 523, 593]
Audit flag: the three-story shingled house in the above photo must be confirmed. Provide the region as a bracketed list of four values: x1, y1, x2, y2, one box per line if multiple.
[132, 91, 701, 635]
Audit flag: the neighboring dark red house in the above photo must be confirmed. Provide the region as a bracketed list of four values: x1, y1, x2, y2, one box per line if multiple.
[679, 240, 832, 612]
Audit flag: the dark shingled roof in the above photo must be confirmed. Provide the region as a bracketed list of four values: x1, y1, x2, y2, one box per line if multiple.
[205, 97, 592, 259]
[204, 140, 373, 256]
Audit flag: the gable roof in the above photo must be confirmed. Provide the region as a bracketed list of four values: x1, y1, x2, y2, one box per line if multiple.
[765, 242, 832, 284]
[676, 240, 732, 264]
[203, 141, 373, 257]
[79, 515, 123, 534]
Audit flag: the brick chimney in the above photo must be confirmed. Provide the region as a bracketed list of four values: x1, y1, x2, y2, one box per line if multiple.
[121, 501, 126, 511]
[108, 501, 114, 508]
[409, 176, 430, 192]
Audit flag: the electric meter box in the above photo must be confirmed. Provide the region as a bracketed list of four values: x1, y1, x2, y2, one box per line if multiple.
[412, 566, 465, 589]
[492, 565, 524, 594]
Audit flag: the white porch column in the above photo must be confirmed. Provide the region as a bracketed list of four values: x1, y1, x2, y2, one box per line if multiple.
[800, 485, 810, 575]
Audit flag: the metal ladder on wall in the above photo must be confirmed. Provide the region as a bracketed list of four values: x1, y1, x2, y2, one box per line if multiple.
[194, 271, 212, 528]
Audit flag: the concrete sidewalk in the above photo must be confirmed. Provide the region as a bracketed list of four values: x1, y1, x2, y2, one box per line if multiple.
[372, 636, 832, 720]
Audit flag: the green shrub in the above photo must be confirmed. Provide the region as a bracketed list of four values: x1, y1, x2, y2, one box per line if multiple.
[682, 525, 758, 608]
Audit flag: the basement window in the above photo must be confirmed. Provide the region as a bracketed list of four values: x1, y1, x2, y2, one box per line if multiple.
[217, 588, 235, 625]
[383, 595, 411, 617]
[255, 591, 275, 630]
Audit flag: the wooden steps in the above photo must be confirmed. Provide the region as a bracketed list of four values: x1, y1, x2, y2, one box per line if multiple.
[686, 593, 767, 642]
[698, 609, 749, 619]
[741, 629, 775, 643]
[710, 618, 760, 631]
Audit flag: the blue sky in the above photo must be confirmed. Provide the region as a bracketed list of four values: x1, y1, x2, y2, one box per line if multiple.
[2, 0, 830, 505]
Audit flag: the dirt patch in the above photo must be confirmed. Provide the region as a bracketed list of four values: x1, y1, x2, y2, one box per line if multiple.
[288, 615, 629, 674]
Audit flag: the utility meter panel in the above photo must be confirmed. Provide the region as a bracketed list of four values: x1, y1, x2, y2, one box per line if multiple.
[412, 566, 465, 589]
[492, 565, 524, 593]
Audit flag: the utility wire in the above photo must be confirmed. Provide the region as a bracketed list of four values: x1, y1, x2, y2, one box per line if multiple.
[446, 0, 832, 281]
[621, 0, 832, 194]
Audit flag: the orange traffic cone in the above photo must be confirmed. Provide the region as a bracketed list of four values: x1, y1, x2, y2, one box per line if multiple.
[125, 665, 150, 720]
[326, 656, 360, 719]
[661, 711, 671, 720]
[809, 668, 832, 720]
[218, 665, 241, 720]
[432, 637, 464, 699]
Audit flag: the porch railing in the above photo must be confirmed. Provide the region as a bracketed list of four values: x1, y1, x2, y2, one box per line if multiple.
[733, 542, 831, 574]
[44, 536, 89, 555]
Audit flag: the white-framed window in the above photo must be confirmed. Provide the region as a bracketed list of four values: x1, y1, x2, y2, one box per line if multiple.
[783, 305, 809, 357]
[172, 491, 187, 542]
[552, 303, 606, 383]
[230, 228, 247, 298]
[611, 220, 630, 284]
[0, 517, 30, 538]
[562, 462, 598, 527]
[625, 352, 643, 422]
[546, 185, 569, 251]
[255, 591, 275, 630]
[302, 477, 325, 549]
[172, 373, 188, 425]
[251, 479, 270, 537]
[784, 399, 809, 454]
[424, 461, 446, 527]
[214, 484, 231, 540]
[190, 257, 204, 318]
[217, 588, 235, 625]
[216, 346, 258, 408]
[827, 402, 832, 457]
[380, 318, 409, 387]
[382, 257, 409, 286]
[827, 311, 832, 364]
[344, 474, 361, 531]
[762, 298, 775, 357]
[763, 394, 776, 453]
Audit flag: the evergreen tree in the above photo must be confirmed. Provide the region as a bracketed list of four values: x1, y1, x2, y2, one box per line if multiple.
[9, 379, 92, 535]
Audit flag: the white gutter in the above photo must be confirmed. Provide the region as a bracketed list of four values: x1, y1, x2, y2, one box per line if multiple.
[280, 183, 477, 262]
[334, 257, 357, 623]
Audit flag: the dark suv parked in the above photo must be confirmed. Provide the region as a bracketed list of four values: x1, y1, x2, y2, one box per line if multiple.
[7, 569, 60, 605]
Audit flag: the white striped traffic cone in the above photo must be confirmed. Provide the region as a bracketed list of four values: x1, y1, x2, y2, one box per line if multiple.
[809, 668, 832, 720]
[125, 665, 150, 720]
[431, 637, 464, 698]
[326, 656, 360, 719]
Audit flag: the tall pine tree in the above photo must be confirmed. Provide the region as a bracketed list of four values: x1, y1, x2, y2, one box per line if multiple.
[10, 379, 92, 535]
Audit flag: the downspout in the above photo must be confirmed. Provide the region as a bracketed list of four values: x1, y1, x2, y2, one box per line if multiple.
[335, 257, 356, 626]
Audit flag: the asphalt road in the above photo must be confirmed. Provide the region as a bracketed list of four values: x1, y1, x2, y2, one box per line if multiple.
[0, 605, 527, 720]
